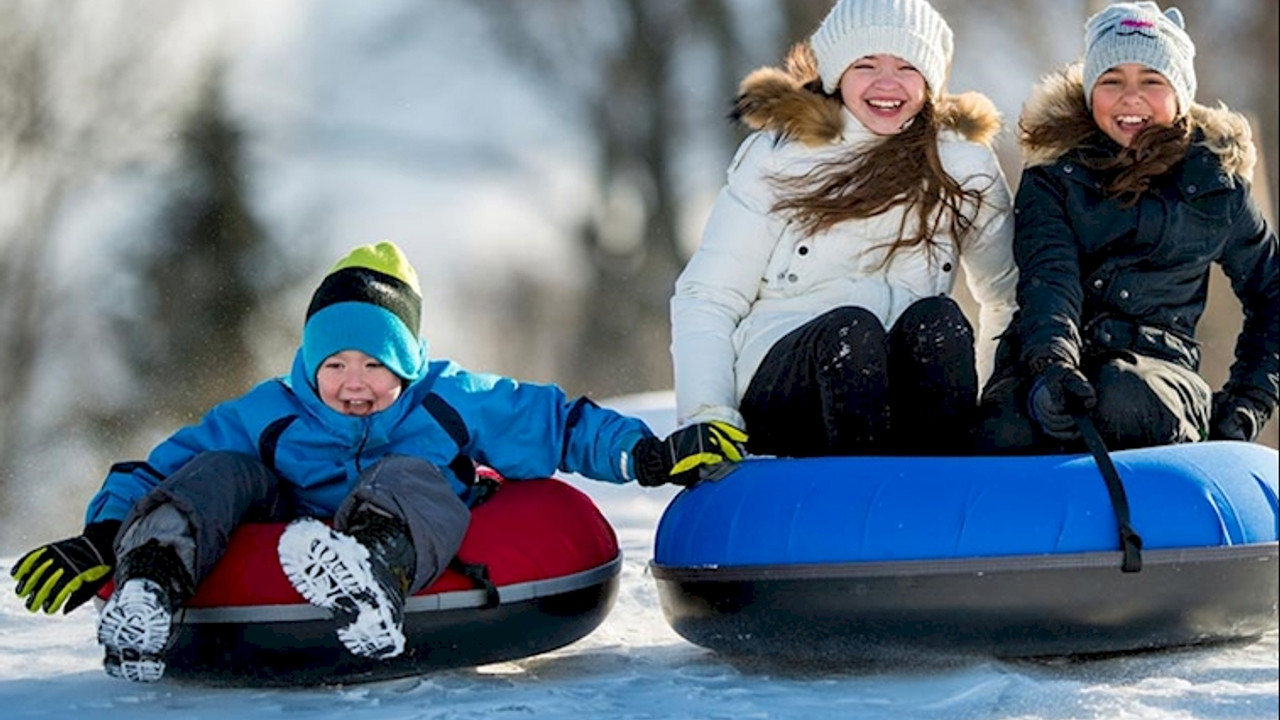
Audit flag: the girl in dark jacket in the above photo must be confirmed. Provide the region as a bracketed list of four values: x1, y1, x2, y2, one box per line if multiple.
[977, 1, 1278, 453]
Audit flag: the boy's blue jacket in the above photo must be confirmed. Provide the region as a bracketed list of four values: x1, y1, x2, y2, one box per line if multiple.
[85, 347, 654, 525]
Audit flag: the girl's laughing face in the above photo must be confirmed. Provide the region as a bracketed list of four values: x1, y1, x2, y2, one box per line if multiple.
[838, 54, 928, 136]
[1091, 63, 1178, 147]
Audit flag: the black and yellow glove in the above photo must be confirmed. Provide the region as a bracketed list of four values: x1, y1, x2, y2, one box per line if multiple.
[11, 520, 120, 614]
[633, 421, 748, 487]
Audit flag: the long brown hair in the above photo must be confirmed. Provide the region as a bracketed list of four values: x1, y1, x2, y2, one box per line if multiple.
[1019, 108, 1192, 206]
[769, 97, 987, 265]
[1092, 120, 1192, 204]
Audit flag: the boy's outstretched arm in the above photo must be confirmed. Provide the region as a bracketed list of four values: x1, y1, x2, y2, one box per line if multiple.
[631, 421, 748, 487]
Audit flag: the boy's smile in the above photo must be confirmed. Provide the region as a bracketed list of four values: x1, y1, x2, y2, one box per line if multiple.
[316, 350, 404, 415]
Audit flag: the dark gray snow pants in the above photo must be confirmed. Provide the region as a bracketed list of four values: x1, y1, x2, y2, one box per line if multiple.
[116, 451, 470, 594]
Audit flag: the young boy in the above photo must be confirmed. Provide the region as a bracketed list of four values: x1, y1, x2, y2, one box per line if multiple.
[11, 241, 746, 682]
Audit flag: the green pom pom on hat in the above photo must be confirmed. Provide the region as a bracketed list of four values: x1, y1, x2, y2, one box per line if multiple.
[326, 241, 422, 295]
[303, 241, 425, 385]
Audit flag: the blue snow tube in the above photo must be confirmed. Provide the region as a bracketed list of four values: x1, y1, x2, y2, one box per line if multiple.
[651, 441, 1279, 659]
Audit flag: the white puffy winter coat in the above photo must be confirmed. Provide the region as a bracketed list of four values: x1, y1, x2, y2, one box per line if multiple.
[672, 109, 1018, 429]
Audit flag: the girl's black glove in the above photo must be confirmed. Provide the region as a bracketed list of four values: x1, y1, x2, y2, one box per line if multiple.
[1209, 391, 1272, 442]
[1027, 362, 1097, 440]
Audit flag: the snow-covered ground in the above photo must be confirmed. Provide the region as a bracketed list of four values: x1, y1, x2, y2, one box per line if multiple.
[2, 393, 1277, 719]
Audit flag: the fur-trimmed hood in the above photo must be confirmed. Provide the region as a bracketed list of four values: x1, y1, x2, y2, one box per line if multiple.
[732, 43, 1002, 148]
[1019, 63, 1257, 179]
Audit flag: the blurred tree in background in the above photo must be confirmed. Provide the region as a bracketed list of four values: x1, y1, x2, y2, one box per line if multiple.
[470, 0, 830, 396]
[0, 2, 222, 520]
[113, 67, 292, 431]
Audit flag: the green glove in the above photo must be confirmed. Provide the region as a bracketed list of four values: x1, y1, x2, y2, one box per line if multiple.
[11, 520, 121, 614]
[633, 421, 749, 487]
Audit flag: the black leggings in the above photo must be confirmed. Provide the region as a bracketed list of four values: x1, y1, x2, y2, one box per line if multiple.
[741, 297, 977, 457]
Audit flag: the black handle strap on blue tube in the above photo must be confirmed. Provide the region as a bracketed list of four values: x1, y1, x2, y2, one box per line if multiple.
[1074, 412, 1144, 573]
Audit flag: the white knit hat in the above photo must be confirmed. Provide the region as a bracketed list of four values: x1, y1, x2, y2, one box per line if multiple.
[810, 0, 954, 95]
[1083, 2, 1196, 113]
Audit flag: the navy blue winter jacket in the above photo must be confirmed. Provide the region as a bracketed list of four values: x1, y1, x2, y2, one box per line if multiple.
[1005, 69, 1278, 413]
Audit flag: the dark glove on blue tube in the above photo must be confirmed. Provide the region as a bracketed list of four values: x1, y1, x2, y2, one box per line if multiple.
[1028, 362, 1097, 441]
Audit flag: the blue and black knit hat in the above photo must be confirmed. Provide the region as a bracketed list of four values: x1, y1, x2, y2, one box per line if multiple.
[302, 241, 425, 385]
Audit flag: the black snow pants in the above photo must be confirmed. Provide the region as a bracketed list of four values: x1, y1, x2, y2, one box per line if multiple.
[740, 296, 978, 457]
[975, 348, 1212, 454]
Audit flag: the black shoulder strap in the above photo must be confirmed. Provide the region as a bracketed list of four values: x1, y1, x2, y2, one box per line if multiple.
[561, 396, 597, 461]
[426, 396, 500, 610]
[421, 393, 481, 501]
[1075, 412, 1143, 573]
[255, 380, 303, 475]
[422, 393, 468, 446]
[258, 415, 299, 475]
[449, 557, 500, 609]
[107, 461, 166, 483]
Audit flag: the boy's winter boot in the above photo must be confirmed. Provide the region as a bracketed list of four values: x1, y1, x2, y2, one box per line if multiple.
[97, 540, 194, 683]
[277, 508, 415, 659]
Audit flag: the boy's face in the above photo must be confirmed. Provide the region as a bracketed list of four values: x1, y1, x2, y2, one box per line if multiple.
[315, 349, 403, 416]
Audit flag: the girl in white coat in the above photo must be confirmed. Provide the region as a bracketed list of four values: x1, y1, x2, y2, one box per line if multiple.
[671, 0, 1018, 458]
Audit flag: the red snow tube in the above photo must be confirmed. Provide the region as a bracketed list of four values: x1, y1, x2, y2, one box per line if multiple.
[99, 476, 621, 685]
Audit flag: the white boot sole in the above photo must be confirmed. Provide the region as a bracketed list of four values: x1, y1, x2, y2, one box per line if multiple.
[277, 518, 406, 659]
[97, 579, 172, 682]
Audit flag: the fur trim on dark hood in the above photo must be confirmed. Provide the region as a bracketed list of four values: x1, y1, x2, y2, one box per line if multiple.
[1019, 63, 1257, 179]
[732, 43, 1002, 148]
